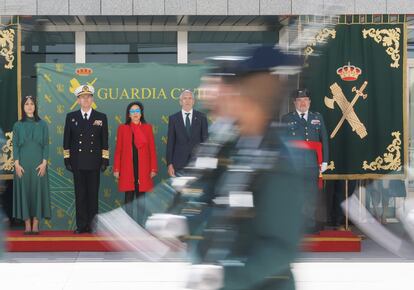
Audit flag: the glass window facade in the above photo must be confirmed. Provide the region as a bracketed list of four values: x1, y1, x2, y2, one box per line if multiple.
[86, 32, 177, 63]
[21, 31, 75, 98]
[188, 31, 277, 63]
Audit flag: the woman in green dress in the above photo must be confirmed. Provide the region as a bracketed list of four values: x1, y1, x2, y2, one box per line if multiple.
[13, 96, 51, 234]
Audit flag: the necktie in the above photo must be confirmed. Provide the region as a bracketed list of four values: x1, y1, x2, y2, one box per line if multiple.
[300, 113, 305, 121]
[84, 113, 88, 120]
[185, 113, 191, 136]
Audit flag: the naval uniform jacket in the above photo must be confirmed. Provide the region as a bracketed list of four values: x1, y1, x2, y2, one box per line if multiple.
[281, 111, 329, 164]
[63, 109, 109, 170]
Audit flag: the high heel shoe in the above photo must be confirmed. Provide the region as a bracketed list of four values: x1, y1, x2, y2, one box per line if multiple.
[32, 218, 39, 235]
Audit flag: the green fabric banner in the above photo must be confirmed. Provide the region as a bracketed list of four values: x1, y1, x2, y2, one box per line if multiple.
[0, 18, 20, 178]
[37, 63, 205, 230]
[301, 23, 406, 179]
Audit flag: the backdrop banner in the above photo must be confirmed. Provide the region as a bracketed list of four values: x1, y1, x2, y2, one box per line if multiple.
[37, 63, 205, 230]
[0, 17, 20, 179]
[300, 22, 406, 179]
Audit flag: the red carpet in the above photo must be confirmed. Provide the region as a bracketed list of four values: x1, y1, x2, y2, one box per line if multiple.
[6, 230, 361, 252]
[302, 230, 361, 252]
[6, 231, 115, 252]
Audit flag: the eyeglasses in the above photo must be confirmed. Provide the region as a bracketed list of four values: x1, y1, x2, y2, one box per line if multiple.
[129, 109, 141, 114]
[25, 96, 34, 99]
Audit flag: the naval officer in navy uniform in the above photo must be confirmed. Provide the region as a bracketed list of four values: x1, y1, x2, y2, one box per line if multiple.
[282, 89, 329, 232]
[63, 85, 109, 234]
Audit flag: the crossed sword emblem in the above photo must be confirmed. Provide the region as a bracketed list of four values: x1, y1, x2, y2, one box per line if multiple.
[324, 81, 368, 139]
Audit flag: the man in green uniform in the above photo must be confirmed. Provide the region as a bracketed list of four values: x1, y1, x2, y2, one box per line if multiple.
[149, 47, 312, 290]
[282, 89, 329, 232]
[281, 89, 329, 168]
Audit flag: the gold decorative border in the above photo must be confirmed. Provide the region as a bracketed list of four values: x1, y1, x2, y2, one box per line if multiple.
[362, 131, 402, 171]
[323, 173, 405, 180]
[326, 161, 335, 171]
[0, 131, 14, 172]
[362, 27, 401, 68]
[0, 28, 15, 69]
[304, 28, 336, 57]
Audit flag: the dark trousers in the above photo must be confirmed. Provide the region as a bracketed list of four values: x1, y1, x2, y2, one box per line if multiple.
[73, 169, 100, 230]
[326, 180, 356, 226]
[303, 166, 321, 232]
[124, 191, 146, 225]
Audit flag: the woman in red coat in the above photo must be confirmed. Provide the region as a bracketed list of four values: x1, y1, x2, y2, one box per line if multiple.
[113, 102, 157, 218]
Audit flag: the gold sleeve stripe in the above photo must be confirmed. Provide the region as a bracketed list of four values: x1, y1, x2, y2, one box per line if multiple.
[102, 149, 109, 159]
[63, 150, 70, 159]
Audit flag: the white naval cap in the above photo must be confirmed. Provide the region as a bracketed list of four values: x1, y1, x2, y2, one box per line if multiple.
[74, 84, 95, 97]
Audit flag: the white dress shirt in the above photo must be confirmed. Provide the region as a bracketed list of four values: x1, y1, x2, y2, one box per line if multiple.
[182, 109, 193, 125]
[81, 108, 92, 120]
[296, 110, 309, 121]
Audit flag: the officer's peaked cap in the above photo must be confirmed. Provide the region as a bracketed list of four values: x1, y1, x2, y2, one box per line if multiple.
[74, 85, 95, 97]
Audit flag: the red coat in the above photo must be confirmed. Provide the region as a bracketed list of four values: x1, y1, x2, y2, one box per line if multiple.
[113, 123, 158, 192]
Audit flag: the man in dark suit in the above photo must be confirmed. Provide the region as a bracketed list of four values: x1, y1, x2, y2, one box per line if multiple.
[282, 89, 329, 232]
[63, 85, 109, 234]
[166, 90, 208, 176]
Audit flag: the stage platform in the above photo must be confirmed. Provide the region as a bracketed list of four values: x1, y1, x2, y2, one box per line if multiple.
[6, 230, 361, 252]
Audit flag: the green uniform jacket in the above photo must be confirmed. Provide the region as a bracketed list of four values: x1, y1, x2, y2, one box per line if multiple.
[178, 122, 311, 290]
[281, 111, 329, 163]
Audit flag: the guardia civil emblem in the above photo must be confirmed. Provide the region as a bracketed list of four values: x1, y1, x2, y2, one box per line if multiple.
[324, 62, 368, 139]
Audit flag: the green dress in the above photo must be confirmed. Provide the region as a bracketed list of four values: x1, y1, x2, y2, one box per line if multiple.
[12, 118, 51, 220]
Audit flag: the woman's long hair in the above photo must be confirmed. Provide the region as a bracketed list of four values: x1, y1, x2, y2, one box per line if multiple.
[125, 101, 147, 124]
[21, 95, 41, 122]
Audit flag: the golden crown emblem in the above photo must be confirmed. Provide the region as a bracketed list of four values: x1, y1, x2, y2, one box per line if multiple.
[76, 68, 93, 76]
[336, 62, 362, 81]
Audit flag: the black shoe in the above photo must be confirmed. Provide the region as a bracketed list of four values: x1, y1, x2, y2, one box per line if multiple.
[74, 228, 87, 234]
[85, 225, 97, 234]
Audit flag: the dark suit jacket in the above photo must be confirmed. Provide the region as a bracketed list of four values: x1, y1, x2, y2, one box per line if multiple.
[166, 110, 208, 170]
[63, 109, 109, 171]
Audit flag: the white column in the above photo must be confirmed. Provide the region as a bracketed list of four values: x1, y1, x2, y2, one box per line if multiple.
[177, 31, 188, 64]
[278, 25, 289, 51]
[75, 31, 86, 64]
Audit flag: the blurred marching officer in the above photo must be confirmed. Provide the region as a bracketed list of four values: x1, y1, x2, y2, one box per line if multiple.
[63, 85, 109, 234]
[158, 47, 310, 290]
